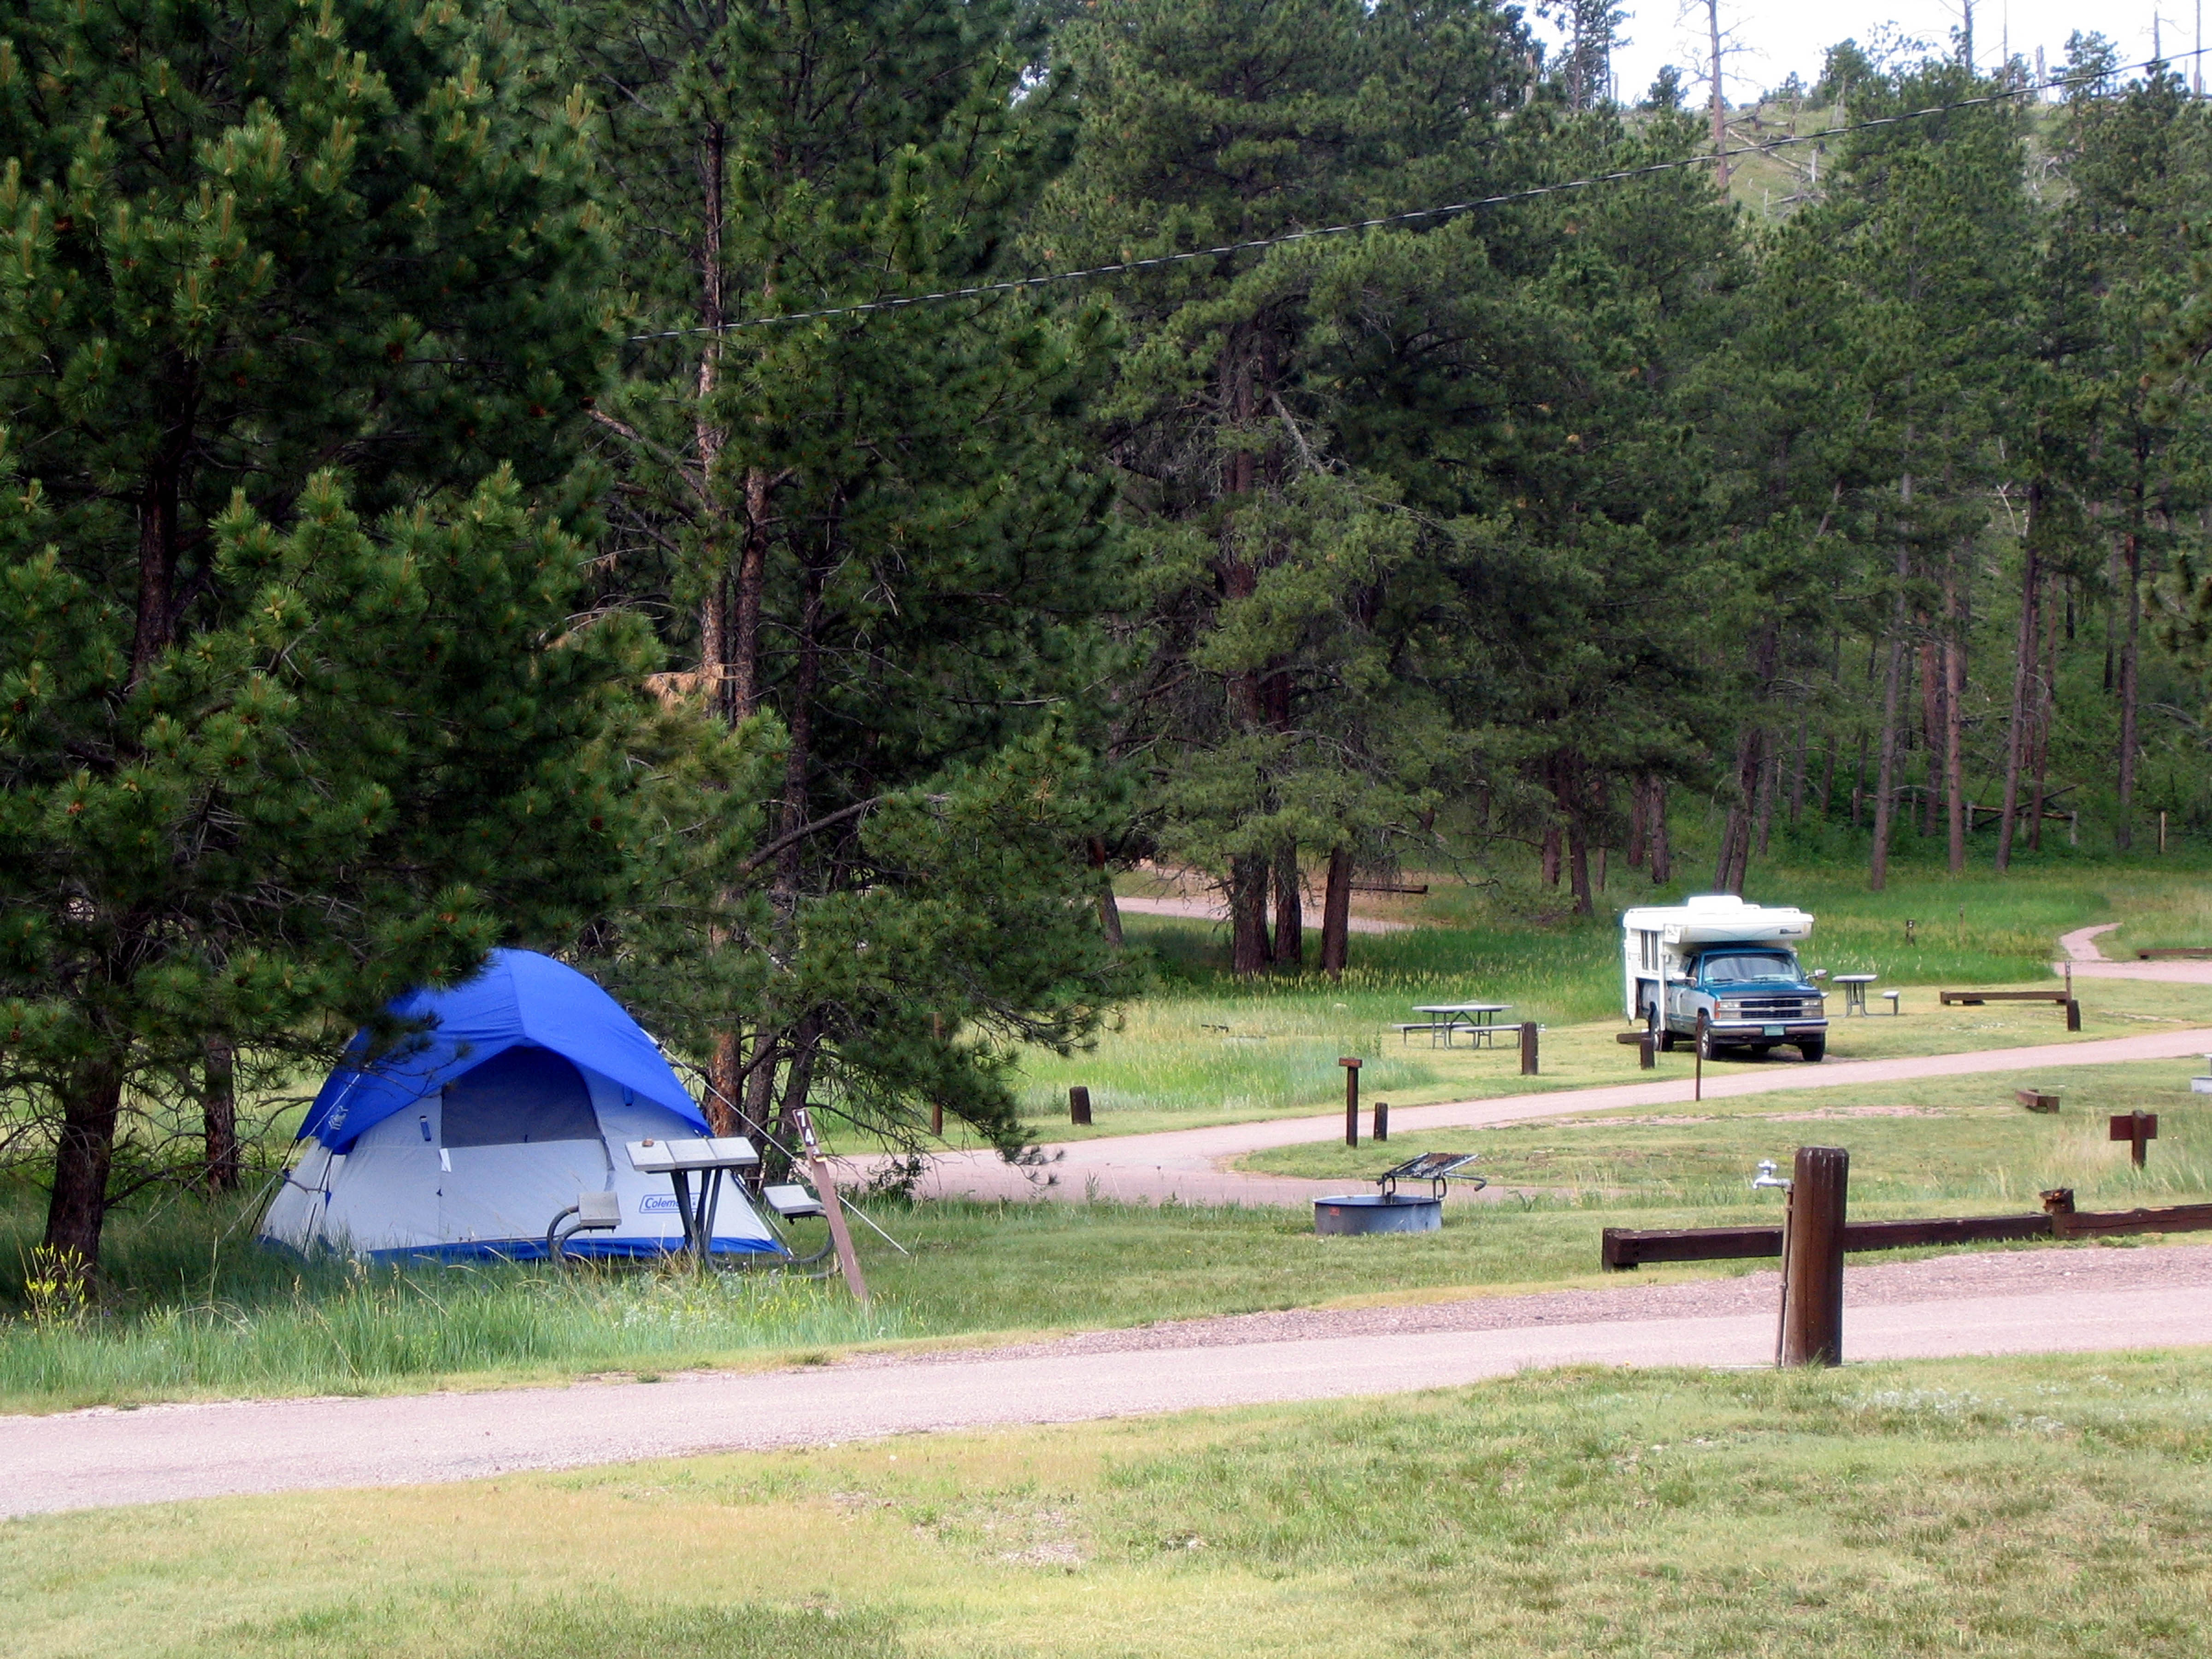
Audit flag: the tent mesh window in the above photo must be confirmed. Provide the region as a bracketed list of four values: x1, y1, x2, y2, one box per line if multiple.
[441, 1047, 601, 1147]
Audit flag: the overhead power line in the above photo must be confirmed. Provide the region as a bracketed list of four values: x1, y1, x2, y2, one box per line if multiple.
[630, 49, 2208, 341]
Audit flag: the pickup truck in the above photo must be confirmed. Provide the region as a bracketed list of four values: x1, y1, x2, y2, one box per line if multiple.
[1622, 895, 1828, 1063]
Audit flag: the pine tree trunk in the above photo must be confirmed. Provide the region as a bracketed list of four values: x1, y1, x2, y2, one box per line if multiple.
[1320, 846, 1353, 977]
[1564, 758, 1594, 915]
[2030, 580, 2060, 853]
[1753, 748, 1778, 858]
[1996, 526, 2039, 871]
[1541, 823, 1562, 887]
[45, 1056, 124, 1281]
[762, 1013, 820, 1187]
[2117, 522, 2142, 851]
[129, 438, 187, 688]
[706, 1030, 744, 1135]
[1787, 719, 1808, 823]
[1627, 777, 1648, 870]
[1090, 837, 1124, 947]
[1646, 775, 1672, 884]
[1871, 544, 1910, 890]
[1271, 844, 1303, 968]
[1919, 636, 1943, 838]
[1944, 564, 1967, 876]
[1229, 854, 1271, 975]
[202, 1037, 238, 1194]
[1706, 0, 1730, 189]
[729, 471, 771, 720]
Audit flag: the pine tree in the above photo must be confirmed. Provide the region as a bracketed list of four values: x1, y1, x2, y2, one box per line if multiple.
[0, 0, 638, 1278]
[547, 0, 1128, 1162]
[1046, 0, 1530, 968]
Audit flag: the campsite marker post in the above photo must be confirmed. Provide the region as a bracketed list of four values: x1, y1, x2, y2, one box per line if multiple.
[794, 1106, 871, 1303]
[2110, 1110, 2159, 1168]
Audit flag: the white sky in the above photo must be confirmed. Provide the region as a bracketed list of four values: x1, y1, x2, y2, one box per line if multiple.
[1547, 2, 2211, 104]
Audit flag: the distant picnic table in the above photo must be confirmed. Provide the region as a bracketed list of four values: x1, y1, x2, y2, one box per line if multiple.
[1400, 1003, 1512, 1048]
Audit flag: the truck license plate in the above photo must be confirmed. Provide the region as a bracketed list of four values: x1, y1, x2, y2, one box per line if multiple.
[1763, 1024, 1786, 1037]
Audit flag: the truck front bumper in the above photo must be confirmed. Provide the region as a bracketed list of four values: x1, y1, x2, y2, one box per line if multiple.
[1709, 1021, 1829, 1039]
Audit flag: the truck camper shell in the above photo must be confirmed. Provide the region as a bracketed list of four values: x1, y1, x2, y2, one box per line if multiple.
[1622, 895, 1826, 1061]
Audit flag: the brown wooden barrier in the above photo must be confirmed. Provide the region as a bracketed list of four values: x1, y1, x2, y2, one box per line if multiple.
[1602, 1196, 2212, 1270]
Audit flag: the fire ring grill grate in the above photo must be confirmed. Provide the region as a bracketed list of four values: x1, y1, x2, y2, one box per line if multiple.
[1314, 1152, 1486, 1235]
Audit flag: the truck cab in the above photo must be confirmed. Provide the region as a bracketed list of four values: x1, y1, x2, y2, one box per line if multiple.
[1622, 895, 1827, 1063]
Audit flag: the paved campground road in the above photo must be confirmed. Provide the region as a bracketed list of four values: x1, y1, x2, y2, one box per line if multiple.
[10, 927, 2206, 1520]
[885, 1024, 2212, 1207]
[10, 1245, 2212, 1518]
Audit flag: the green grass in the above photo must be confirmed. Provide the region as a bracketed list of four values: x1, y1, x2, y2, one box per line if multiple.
[1242, 1059, 2212, 1209]
[8, 1059, 2212, 1414]
[1020, 864, 2164, 1137]
[11, 1350, 2212, 1657]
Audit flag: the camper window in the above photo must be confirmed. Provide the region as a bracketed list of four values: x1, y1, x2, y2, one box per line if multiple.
[442, 1046, 601, 1147]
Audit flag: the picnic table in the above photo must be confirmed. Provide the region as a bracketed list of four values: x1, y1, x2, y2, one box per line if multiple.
[1831, 973, 1878, 1015]
[625, 1135, 759, 1265]
[1401, 1003, 1512, 1048]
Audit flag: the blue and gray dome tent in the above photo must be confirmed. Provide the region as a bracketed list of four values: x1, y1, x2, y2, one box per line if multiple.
[260, 949, 780, 1261]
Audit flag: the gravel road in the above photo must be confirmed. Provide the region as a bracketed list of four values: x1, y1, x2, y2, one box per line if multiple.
[888, 1024, 2212, 1205]
[8, 1244, 2208, 1519]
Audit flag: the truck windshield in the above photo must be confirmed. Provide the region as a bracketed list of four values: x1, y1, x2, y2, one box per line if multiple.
[1701, 953, 1800, 984]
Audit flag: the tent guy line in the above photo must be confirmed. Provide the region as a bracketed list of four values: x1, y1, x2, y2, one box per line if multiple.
[628, 49, 2210, 341]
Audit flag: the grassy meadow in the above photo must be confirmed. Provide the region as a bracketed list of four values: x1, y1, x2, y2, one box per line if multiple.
[5, 1054, 2208, 1414]
[1008, 862, 2212, 1138]
[10, 1351, 2211, 1658]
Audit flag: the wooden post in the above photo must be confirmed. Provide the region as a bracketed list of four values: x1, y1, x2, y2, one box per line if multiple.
[793, 1106, 869, 1303]
[2110, 1110, 2158, 1168]
[2160, 810, 2168, 853]
[1779, 1145, 1848, 1367]
[1638, 1030, 1655, 1070]
[1374, 1100, 1388, 1142]
[1340, 1057, 1361, 1147]
[1519, 1022, 1539, 1077]
[1694, 1032, 1702, 1102]
[2065, 998, 2082, 1032]
[1069, 1086, 1092, 1126]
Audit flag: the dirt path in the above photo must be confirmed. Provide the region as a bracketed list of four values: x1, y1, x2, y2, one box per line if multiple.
[891, 1024, 2212, 1206]
[11, 1245, 2208, 1518]
[2059, 921, 2212, 984]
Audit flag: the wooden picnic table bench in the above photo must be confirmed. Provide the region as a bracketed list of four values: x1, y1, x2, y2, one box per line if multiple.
[1941, 988, 2081, 1030]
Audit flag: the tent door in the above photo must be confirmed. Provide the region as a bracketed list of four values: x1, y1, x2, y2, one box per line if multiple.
[439, 1130, 613, 1248]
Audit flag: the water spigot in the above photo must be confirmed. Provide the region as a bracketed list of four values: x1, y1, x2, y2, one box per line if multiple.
[1750, 1159, 1792, 1192]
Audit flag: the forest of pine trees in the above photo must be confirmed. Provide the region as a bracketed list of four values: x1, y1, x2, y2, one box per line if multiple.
[8, 0, 2212, 1271]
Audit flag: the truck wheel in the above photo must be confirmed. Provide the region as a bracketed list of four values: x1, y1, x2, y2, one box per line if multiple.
[1646, 1005, 1675, 1053]
[1695, 1012, 1716, 1061]
[1799, 1036, 1826, 1064]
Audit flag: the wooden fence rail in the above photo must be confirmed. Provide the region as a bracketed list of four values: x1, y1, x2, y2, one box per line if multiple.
[1602, 1196, 2212, 1271]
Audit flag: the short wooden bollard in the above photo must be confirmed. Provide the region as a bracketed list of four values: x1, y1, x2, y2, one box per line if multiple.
[1639, 1030, 1655, 1069]
[1374, 1100, 1389, 1142]
[2065, 999, 2082, 1032]
[1340, 1057, 1362, 1147]
[1069, 1086, 1092, 1126]
[1779, 1145, 1848, 1368]
[2111, 1110, 2158, 1167]
[1519, 1022, 1539, 1077]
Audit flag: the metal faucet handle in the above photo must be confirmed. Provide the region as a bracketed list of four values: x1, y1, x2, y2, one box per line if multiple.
[1750, 1158, 1793, 1191]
